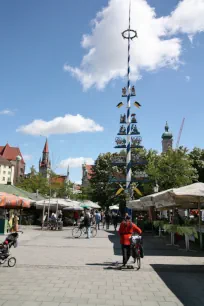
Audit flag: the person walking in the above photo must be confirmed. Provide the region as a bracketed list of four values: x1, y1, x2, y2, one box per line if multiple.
[84, 210, 91, 239]
[105, 211, 111, 230]
[101, 211, 105, 229]
[95, 210, 101, 230]
[119, 215, 142, 267]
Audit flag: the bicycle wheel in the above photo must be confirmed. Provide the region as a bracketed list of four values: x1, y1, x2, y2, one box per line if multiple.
[91, 227, 97, 238]
[8, 257, 16, 267]
[136, 256, 141, 270]
[72, 227, 82, 238]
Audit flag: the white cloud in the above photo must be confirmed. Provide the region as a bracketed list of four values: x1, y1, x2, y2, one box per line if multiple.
[0, 109, 14, 115]
[167, 0, 204, 35]
[23, 154, 32, 161]
[64, 0, 204, 90]
[16, 114, 104, 136]
[75, 180, 82, 185]
[185, 75, 191, 82]
[59, 157, 94, 169]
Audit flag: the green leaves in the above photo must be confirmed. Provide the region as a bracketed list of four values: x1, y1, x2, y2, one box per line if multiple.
[146, 148, 198, 191]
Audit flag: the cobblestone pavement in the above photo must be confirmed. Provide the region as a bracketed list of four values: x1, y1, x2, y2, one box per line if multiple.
[0, 227, 204, 306]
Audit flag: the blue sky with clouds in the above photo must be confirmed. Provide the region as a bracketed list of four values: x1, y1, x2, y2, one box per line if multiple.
[1, 0, 204, 183]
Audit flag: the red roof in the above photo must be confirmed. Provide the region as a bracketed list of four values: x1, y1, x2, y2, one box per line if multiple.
[86, 165, 94, 180]
[51, 175, 67, 184]
[0, 144, 25, 164]
[43, 139, 49, 153]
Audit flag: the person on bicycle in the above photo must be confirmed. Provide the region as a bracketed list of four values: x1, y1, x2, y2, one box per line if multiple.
[118, 215, 142, 267]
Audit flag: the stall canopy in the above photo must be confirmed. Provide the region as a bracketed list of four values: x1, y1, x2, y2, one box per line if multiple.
[36, 198, 74, 209]
[0, 185, 45, 202]
[109, 204, 119, 210]
[127, 199, 148, 211]
[140, 189, 173, 208]
[80, 201, 100, 209]
[146, 183, 204, 209]
[63, 200, 83, 211]
[0, 192, 31, 208]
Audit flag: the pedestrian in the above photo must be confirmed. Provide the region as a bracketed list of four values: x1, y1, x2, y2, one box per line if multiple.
[58, 210, 63, 222]
[112, 212, 118, 231]
[95, 210, 101, 230]
[118, 215, 142, 267]
[84, 209, 91, 239]
[105, 210, 111, 230]
[101, 211, 106, 229]
[74, 211, 79, 225]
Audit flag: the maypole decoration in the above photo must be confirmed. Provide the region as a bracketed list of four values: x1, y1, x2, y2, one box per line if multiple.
[110, 0, 148, 202]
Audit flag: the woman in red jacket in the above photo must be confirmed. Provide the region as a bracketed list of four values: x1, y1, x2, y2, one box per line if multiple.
[119, 216, 142, 266]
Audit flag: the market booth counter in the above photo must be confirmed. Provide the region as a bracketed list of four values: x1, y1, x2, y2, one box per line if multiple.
[0, 192, 30, 234]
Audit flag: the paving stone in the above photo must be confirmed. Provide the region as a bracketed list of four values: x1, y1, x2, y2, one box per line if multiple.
[41, 302, 60, 306]
[21, 302, 42, 306]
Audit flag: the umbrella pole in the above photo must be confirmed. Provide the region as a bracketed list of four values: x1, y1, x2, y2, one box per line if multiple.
[198, 200, 203, 249]
[42, 202, 45, 229]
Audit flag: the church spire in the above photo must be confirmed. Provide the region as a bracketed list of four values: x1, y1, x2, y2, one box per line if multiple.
[39, 138, 51, 178]
[162, 121, 173, 153]
[43, 138, 49, 153]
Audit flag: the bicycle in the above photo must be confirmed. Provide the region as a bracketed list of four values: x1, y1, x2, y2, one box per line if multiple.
[131, 235, 142, 270]
[72, 224, 97, 238]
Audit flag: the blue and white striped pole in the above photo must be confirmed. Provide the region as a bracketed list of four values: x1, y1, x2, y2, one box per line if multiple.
[126, 0, 132, 195]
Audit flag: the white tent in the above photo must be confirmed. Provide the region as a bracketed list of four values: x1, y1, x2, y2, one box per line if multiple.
[80, 201, 101, 209]
[127, 199, 148, 211]
[36, 198, 75, 209]
[109, 204, 119, 210]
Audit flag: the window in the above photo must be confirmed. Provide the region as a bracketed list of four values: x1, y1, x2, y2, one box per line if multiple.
[8, 170, 11, 174]
[3, 177, 5, 181]
[3, 171, 6, 175]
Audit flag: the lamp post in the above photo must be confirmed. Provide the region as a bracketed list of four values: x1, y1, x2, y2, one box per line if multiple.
[153, 182, 161, 236]
[16, 155, 22, 184]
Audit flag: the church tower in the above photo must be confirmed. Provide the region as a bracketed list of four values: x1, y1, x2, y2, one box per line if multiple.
[162, 122, 173, 153]
[39, 139, 51, 178]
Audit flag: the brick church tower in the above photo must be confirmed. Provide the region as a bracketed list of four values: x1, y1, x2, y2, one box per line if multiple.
[39, 139, 51, 178]
[162, 122, 173, 153]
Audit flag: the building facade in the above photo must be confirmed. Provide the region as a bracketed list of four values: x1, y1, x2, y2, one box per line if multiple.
[162, 122, 173, 153]
[0, 143, 25, 184]
[39, 139, 51, 178]
[0, 156, 15, 185]
[82, 163, 94, 187]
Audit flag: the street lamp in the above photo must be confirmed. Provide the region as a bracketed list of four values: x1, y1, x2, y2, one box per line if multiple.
[16, 155, 22, 184]
[153, 182, 159, 193]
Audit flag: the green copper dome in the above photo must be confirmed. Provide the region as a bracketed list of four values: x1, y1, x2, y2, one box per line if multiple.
[162, 122, 173, 139]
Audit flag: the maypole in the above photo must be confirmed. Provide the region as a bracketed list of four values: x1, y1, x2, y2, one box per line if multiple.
[126, 0, 133, 195]
[111, 0, 148, 210]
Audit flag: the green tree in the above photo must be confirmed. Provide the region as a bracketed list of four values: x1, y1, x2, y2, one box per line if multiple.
[90, 152, 125, 208]
[146, 148, 198, 191]
[17, 172, 49, 196]
[189, 147, 204, 182]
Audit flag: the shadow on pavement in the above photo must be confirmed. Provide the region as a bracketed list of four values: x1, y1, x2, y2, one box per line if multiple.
[107, 230, 121, 256]
[107, 230, 204, 257]
[151, 264, 204, 306]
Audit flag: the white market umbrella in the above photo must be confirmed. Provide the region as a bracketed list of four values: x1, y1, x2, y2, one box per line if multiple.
[80, 201, 101, 209]
[109, 204, 119, 210]
[127, 199, 148, 211]
[36, 198, 74, 210]
[63, 200, 83, 211]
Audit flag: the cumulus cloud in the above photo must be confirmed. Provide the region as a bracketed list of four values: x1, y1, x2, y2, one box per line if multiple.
[17, 114, 104, 136]
[23, 154, 32, 161]
[167, 0, 204, 35]
[0, 109, 14, 115]
[59, 157, 94, 169]
[64, 0, 204, 90]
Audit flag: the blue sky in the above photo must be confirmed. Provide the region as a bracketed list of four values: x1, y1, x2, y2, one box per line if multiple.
[0, 0, 204, 183]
